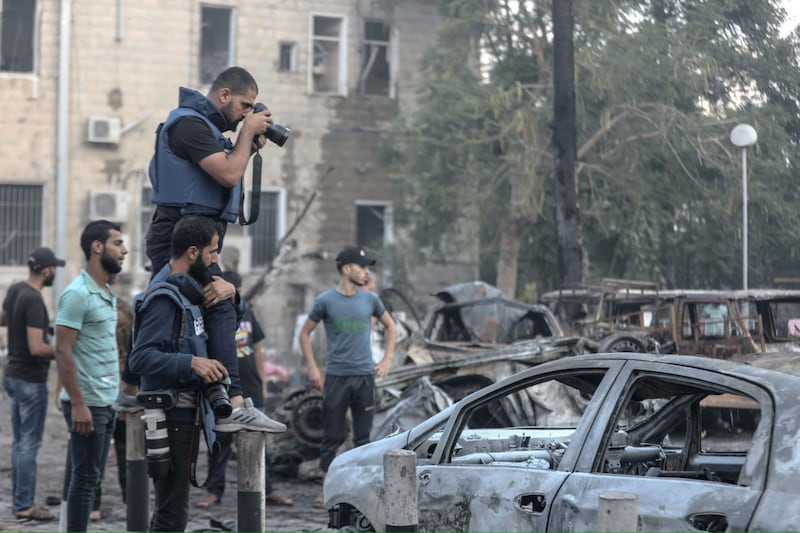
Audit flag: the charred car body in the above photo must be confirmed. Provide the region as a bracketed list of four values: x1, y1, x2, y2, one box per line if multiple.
[542, 280, 800, 358]
[267, 282, 588, 474]
[325, 352, 800, 532]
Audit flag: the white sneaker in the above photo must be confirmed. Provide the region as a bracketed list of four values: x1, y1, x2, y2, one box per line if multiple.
[214, 398, 287, 433]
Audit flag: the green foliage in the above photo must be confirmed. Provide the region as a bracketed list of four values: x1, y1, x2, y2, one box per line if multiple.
[387, 0, 800, 294]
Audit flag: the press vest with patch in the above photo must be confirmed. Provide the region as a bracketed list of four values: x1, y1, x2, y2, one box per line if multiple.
[148, 89, 241, 223]
[133, 281, 207, 393]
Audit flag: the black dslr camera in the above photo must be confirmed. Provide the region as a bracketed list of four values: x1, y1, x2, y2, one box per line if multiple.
[205, 377, 233, 418]
[253, 103, 291, 147]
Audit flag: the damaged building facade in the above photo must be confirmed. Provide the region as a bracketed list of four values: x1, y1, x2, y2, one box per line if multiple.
[0, 0, 478, 358]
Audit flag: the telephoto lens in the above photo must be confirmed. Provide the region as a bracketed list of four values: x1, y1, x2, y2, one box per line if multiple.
[205, 377, 232, 418]
[253, 102, 291, 147]
[141, 409, 171, 478]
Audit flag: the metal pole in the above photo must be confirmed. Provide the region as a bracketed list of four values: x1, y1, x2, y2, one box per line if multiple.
[742, 148, 748, 290]
[383, 449, 418, 532]
[238, 432, 266, 533]
[597, 492, 638, 532]
[126, 412, 149, 532]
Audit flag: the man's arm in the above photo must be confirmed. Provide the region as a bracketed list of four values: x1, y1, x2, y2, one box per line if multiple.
[128, 296, 228, 385]
[26, 326, 54, 358]
[197, 111, 273, 187]
[374, 312, 397, 379]
[55, 325, 93, 436]
[299, 317, 322, 390]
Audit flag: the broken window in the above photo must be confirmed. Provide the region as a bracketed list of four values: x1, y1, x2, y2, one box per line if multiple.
[0, 184, 43, 265]
[355, 202, 392, 252]
[200, 5, 234, 84]
[248, 190, 283, 266]
[444, 371, 604, 467]
[278, 42, 297, 72]
[598, 373, 761, 484]
[359, 20, 395, 97]
[310, 15, 346, 94]
[139, 184, 155, 270]
[1, 0, 36, 73]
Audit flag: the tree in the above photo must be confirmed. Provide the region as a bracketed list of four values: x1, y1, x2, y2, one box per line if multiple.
[387, 0, 800, 295]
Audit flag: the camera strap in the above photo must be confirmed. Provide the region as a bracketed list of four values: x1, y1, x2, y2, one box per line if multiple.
[238, 151, 262, 226]
[189, 393, 222, 488]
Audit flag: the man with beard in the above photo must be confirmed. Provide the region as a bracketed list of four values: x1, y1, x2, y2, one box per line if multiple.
[299, 245, 397, 508]
[129, 216, 284, 532]
[144, 66, 281, 432]
[54, 220, 127, 532]
[1, 247, 65, 521]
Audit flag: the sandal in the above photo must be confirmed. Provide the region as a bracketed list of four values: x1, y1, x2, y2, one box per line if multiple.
[313, 493, 325, 509]
[265, 492, 294, 506]
[196, 493, 221, 508]
[16, 504, 55, 521]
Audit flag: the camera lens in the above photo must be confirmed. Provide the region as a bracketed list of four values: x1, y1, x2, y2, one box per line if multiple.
[205, 379, 232, 418]
[265, 123, 291, 147]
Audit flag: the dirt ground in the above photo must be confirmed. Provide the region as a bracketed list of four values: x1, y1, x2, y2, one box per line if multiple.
[0, 368, 332, 532]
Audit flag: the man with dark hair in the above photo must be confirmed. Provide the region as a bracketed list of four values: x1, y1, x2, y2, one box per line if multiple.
[129, 216, 285, 532]
[299, 245, 397, 508]
[145, 65, 278, 431]
[1, 247, 65, 521]
[54, 220, 127, 532]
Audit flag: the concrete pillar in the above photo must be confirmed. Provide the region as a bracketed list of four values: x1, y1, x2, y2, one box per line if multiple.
[238, 432, 266, 533]
[598, 492, 639, 532]
[126, 412, 149, 532]
[383, 449, 417, 532]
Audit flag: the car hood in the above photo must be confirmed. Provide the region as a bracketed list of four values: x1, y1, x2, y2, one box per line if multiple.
[329, 431, 411, 470]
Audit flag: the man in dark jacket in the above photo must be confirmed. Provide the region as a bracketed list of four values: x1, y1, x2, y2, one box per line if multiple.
[129, 216, 285, 532]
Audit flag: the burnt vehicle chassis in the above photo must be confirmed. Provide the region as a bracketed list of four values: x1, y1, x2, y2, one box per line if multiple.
[266, 282, 588, 475]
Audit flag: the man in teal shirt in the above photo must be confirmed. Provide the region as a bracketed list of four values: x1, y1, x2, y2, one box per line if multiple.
[55, 220, 128, 532]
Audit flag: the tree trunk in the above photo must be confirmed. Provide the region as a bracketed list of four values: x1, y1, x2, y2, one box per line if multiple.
[552, 0, 585, 291]
[495, 221, 529, 298]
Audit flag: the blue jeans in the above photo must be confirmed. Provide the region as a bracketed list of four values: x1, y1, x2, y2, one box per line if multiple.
[3, 375, 48, 513]
[61, 401, 115, 532]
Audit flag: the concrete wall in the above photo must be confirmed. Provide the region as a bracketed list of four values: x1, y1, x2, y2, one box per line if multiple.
[0, 0, 478, 361]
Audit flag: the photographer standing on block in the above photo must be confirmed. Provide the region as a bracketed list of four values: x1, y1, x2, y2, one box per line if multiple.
[129, 216, 285, 533]
[143, 66, 285, 432]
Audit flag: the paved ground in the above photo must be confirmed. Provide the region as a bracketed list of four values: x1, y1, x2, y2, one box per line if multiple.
[0, 369, 331, 532]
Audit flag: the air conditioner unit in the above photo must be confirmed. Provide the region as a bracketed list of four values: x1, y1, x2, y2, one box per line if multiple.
[86, 117, 121, 144]
[88, 190, 129, 222]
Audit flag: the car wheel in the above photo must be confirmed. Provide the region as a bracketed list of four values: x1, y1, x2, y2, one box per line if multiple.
[598, 335, 646, 353]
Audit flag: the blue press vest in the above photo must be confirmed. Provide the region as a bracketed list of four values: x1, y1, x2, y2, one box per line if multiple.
[133, 280, 208, 393]
[148, 87, 241, 223]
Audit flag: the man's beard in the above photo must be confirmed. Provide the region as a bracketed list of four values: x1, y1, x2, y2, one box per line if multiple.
[100, 250, 122, 275]
[43, 273, 55, 287]
[189, 255, 210, 280]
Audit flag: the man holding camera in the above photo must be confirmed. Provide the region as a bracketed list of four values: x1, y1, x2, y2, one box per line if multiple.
[129, 216, 285, 532]
[143, 66, 282, 432]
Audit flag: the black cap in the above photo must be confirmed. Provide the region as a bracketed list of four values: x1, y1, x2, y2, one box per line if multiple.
[335, 246, 376, 268]
[28, 247, 66, 270]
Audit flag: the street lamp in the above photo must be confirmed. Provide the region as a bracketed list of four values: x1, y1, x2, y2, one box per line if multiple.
[730, 123, 757, 290]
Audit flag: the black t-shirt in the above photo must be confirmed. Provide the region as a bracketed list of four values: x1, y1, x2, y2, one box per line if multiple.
[235, 308, 266, 408]
[2, 281, 51, 382]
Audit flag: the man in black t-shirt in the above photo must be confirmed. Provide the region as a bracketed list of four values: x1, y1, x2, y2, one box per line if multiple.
[1, 247, 65, 521]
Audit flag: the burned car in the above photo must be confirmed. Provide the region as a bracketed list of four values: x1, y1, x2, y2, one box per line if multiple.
[266, 281, 585, 475]
[325, 352, 800, 532]
[542, 282, 800, 358]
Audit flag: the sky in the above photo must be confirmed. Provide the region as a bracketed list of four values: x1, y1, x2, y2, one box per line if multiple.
[781, 0, 800, 36]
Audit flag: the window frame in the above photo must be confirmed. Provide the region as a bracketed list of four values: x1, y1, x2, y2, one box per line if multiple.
[308, 13, 348, 96]
[0, 0, 39, 76]
[199, 4, 236, 85]
[0, 182, 45, 267]
[359, 19, 397, 98]
[354, 200, 393, 252]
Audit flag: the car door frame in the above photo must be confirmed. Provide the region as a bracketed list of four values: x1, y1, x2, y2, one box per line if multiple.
[416, 357, 627, 532]
[548, 359, 773, 532]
